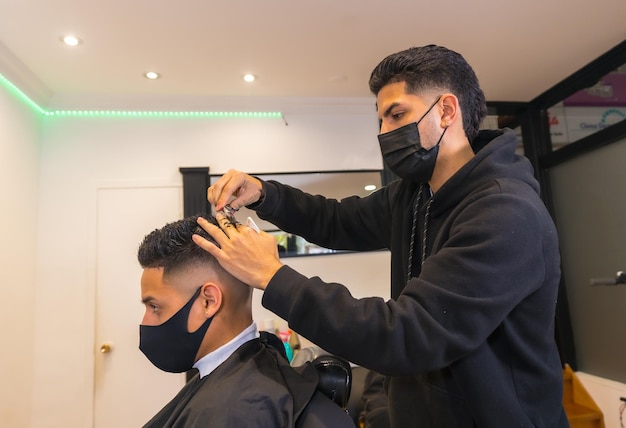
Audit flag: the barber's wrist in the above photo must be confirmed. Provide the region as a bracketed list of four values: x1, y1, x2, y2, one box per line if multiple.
[257, 262, 284, 291]
[247, 178, 267, 208]
[255, 187, 266, 206]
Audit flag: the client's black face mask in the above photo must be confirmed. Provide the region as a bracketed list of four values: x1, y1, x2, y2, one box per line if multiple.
[139, 287, 213, 373]
[378, 96, 447, 183]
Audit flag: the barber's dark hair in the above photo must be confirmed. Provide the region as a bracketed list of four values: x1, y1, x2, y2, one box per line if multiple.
[137, 215, 220, 275]
[369, 45, 487, 142]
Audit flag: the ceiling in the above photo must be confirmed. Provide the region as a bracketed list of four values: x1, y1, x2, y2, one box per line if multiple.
[1, 0, 625, 111]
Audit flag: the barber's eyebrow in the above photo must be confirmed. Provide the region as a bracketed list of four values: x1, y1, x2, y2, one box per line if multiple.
[380, 102, 401, 119]
[141, 296, 155, 305]
[377, 102, 401, 130]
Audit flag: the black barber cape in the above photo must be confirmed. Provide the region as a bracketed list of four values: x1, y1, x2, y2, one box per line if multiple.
[143, 338, 353, 428]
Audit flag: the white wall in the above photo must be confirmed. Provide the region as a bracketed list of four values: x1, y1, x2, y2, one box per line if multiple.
[30, 100, 389, 427]
[577, 372, 626, 428]
[0, 81, 41, 427]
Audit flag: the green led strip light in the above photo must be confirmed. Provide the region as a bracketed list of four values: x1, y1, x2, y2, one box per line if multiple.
[0, 73, 283, 119]
[0, 72, 47, 114]
[43, 110, 283, 118]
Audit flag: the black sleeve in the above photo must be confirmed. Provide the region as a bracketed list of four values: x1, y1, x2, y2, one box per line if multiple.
[251, 179, 393, 251]
[262, 188, 555, 375]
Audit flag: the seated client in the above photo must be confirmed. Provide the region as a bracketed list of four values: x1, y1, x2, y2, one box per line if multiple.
[137, 215, 353, 427]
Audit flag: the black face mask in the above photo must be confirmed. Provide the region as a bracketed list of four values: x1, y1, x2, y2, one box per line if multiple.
[378, 96, 447, 182]
[139, 286, 213, 373]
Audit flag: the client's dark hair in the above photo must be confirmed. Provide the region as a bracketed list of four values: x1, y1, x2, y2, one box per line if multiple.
[137, 215, 220, 275]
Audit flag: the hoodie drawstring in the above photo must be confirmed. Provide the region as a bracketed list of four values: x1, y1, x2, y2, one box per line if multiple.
[407, 184, 433, 283]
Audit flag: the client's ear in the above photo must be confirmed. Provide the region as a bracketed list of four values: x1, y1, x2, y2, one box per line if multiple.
[200, 283, 222, 319]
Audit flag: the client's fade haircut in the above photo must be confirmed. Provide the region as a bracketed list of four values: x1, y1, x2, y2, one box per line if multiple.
[137, 215, 220, 275]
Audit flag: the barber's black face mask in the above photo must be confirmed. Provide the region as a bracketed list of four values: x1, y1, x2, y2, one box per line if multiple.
[378, 96, 447, 182]
[139, 287, 213, 373]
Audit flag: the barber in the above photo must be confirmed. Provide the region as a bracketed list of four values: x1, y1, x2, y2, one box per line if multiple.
[193, 44, 569, 427]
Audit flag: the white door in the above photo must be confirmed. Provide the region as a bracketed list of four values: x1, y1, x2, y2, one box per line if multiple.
[94, 186, 186, 428]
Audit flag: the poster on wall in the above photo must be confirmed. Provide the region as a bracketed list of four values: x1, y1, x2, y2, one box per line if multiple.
[548, 67, 626, 145]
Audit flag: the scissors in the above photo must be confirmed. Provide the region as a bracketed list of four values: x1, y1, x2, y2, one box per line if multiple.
[219, 204, 239, 224]
[218, 204, 260, 233]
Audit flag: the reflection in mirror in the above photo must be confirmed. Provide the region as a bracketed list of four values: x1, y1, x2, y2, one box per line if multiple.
[548, 63, 626, 148]
[210, 170, 383, 257]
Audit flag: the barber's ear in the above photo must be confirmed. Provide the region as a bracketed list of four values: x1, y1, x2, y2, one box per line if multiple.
[200, 283, 222, 318]
[439, 93, 459, 128]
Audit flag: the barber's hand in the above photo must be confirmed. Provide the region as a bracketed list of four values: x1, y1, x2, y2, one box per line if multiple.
[192, 214, 283, 290]
[208, 169, 263, 212]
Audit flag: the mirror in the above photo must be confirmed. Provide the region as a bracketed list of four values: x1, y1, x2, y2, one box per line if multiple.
[210, 170, 383, 257]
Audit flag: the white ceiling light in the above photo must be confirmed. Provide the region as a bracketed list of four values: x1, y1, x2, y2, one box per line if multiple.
[61, 35, 82, 47]
[144, 71, 160, 80]
[243, 74, 256, 83]
[364, 184, 377, 192]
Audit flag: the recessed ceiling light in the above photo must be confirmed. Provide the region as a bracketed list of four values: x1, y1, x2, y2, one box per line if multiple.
[243, 74, 256, 83]
[364, 184, 377, 192]
[61, 35, 82, 47]
[144, 71, 160, 80]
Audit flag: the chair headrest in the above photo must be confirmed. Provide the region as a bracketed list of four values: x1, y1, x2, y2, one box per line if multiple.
[292, 346, 352, 410]
[311, 354, 352, 410]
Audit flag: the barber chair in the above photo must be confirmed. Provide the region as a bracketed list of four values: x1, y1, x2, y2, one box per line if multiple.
[291, 346, 353, 411]
[294, 347, 390, 426]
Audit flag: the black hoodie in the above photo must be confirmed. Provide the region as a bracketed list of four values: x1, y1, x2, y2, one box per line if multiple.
[255, 129, 569, 427]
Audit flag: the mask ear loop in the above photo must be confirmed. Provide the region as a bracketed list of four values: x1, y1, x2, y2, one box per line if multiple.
[433, 123, 448, 149]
